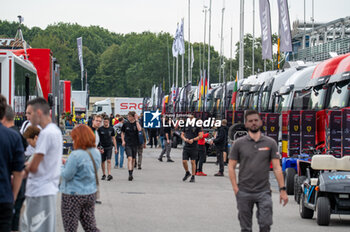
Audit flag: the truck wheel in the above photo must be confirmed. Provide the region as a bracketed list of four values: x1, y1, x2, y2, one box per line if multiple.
[285, 168, 296, 195]
[316, 197, 331, 226]
[299, 192, 314, 219]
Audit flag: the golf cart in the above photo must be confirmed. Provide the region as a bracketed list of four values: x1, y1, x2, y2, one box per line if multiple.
[299, 155, 350, 226]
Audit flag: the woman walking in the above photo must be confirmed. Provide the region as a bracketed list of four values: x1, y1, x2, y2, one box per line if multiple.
[60, 124, 101, 232]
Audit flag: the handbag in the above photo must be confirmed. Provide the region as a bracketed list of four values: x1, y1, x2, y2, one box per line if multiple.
[86, 149, 100, 200]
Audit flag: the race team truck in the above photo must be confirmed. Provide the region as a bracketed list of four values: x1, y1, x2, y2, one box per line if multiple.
[303, 53, 350, 153]
[92, 97, 143, 116]
[325, 54, 350, 156]
[0, 48, 43, 115]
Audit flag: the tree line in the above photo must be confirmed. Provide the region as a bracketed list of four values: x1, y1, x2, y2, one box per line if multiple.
[0, 20, 279, 97]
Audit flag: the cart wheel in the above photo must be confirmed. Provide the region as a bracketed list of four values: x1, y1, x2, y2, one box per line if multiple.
[299, 192, 314, 219]
[294, 175, 299, 202]
[294, 176, 306, 204]
[285, 168, 296, 195]
[316, 197, 331, 226]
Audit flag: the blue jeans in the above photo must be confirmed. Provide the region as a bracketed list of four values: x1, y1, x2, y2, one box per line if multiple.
[115, 142, 125, 167]
[160, 136, 165, 149]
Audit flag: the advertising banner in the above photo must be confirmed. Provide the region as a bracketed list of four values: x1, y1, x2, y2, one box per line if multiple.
[289, 111, 301, 156]
[234, 110, 245, 124]
[328, 110, 342, 155]
[342, 108, 350, 156]
[266, 113, 279, 144]
[301, 110, 316, 150]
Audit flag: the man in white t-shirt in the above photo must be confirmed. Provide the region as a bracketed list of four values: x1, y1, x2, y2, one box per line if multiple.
[21, 97, 62, 232]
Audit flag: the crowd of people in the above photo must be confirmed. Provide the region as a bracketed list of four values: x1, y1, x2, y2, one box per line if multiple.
[0, 92, 288, 232]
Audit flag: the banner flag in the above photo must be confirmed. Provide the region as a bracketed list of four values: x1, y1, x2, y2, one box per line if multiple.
[277, 0, 292, 52]
[259, 0, 273, 60]
[77, 37, 84, 73]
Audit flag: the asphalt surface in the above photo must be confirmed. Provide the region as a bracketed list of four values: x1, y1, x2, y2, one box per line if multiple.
[56, 147, 350, 232]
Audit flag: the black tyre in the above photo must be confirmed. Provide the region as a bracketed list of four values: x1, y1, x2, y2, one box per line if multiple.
[294, 176, 306, 204]
[228, 123, 247, 141]
[299, 192, 314, 219]
[285, 168, 296, 195]
[294, 175, 299, 202]
[316, 197, 331, 226]
[172, 136, 177, 148]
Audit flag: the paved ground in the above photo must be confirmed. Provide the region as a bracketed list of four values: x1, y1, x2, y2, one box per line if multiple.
[56, 147, 350, 232]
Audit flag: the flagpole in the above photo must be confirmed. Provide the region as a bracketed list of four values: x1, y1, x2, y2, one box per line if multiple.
[252, 0, 255, 75]
[239, 0, 245, 80]
[167, 36, 171, 91]
[207, 0, 212, 92]
[219, 0, 225, 84]
[182, 54, 184, 87]
[203, 6, 207, 73]
[230, 26, 233, 81]
[176, 56, 179, 88]
[188, 0, 191, 83]
[172, 57, 175, 86]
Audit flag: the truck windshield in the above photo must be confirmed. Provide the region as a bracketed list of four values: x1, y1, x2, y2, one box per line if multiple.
[260, 91, 270, 112]
[235, 92, 244, 110]
[308, 85, 327, 110]
[92, 105, 102, 113]
[251, 92, 259, 110]
[277, 93, 292, 113]
[328, 80, 350, 109]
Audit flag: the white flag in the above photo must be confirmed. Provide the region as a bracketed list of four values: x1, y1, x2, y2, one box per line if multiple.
[172, 23, 179, 57]
[177, 19, 185, 55]
[77, 37, 84, 72]
[191, 46, 194, 69]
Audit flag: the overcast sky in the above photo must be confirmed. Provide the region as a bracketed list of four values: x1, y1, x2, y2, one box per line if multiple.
[2, 0, 350, 57]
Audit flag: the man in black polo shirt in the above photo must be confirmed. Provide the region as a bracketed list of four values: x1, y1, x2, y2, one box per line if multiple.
[98, 116, 117, 181]
[0, 94, 24, 232]
[121, 111, 142, 181]
[181, 115, 203, 183]
[228, 110, 288, 232]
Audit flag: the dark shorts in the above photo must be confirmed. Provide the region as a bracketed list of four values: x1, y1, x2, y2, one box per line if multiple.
[101, 147, 113, 162]
[125, 145, 138, 159]
[0, 203, 13, 232]
[183, 148, 198, 160]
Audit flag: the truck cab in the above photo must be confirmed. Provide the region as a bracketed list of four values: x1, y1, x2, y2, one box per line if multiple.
[325, 54, 350, 155]
[304, 53, 350, 152]
[0, 50, 43, 119]
[276, 66, 316, 157]
[92, 98, 112, 115]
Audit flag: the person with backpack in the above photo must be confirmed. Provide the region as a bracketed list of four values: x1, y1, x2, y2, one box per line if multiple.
[121, 111, 142, 181]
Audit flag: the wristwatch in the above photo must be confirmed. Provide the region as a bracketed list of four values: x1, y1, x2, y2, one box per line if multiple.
[279, 186, 286, 192]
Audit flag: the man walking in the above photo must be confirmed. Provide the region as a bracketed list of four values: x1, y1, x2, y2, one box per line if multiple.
[114, 117, 125, 168]
[0, 95, 24, 232]
[98, 116, 118, 181]
[89, 115, 102, 147]
[1, 106, 27, 232]
[22, 97, 63, 232]
[121, 111, 142, 181]
[228, 110, 288, 232]
[211, 119, 228, 176]
[158, 117, 174, 162]
[181, 115, 202, 183]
